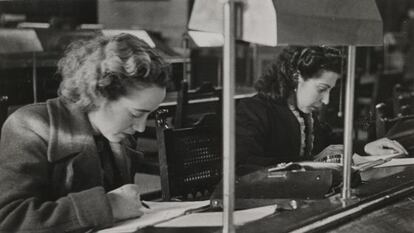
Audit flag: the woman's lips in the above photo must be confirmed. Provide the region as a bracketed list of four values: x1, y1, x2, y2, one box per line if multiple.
[309, 106, 321, 112]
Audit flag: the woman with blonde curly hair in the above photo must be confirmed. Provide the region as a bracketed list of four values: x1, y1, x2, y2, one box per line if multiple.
[0, 33, 169, 232]
[236, 46, 345, 175]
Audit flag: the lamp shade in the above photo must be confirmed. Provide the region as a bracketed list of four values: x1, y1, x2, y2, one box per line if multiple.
[101, 29, 156, 48]
[188, 31, 223, 47]
[0, 29, 43, 54]
[189, 0, 383, 46]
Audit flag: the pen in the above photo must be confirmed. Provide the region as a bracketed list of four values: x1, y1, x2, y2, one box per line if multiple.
[184, 204, 211, 215]
[268, 162, 293, 172]
[141, 201, 150, 209]
[357, 158, 392, 172]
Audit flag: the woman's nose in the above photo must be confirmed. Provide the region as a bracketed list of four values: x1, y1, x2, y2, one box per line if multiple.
[322, 92, 330, 105]
[133, 118, 147, 133]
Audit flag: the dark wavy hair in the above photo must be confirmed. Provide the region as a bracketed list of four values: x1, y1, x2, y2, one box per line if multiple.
[57, 33, 170, 111]
[255, 46, 344, 101]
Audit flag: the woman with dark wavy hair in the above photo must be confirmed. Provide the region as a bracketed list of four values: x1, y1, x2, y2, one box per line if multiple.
[0, 33, 169, 232]
[236, 46, 344, 175]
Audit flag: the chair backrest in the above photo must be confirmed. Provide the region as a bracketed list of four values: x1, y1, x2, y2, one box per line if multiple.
[0, 96, 8, 133]
[392, 83, 414, 116]
[174, 80, 222, 128]
[174, 80, 189, 128]
[156, 109, 222, 201]
[375, 102, 414, 138]
[375, 103, 390, 138]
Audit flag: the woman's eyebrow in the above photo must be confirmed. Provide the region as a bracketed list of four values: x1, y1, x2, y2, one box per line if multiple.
[132, 108, 152, 113]
[317, 83, 332, 89]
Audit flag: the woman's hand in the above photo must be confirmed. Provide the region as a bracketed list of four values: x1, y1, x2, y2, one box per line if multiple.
[364, 137, 407, 157]
[107, 184, 145, 222]
[314, 144, 344, 162]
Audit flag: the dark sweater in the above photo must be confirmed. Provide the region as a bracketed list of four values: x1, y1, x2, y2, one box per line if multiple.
[236, 94, 334, 175]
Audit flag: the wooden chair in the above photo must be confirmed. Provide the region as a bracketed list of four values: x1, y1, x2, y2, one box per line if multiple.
[174, 80, 222, 128]
[356, 73, 403, 120]
[133, 80, 221, 177]
[392, 83, 414, 116]
[155, 109, 222, 201]
[375, 102, 414, 138]
[375, 103, 391, 138]
[0, 96, 8, 133]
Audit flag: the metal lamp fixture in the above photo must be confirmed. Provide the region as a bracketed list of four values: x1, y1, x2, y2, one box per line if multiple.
[189, 0, 382, 46]
[0, 29, 43, 103]
[102, 29, 156, 47]
[189, 0, 383, 232]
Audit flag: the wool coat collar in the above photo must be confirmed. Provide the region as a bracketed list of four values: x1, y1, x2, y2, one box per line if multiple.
[46, 97, 132, 183]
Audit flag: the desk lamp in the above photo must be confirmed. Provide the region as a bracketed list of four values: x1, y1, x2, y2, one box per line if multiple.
[188, 0, 382, 232]
[102, 29, 156, 47]
[183, 31, 224, 88]
[0, 29, 43, 103]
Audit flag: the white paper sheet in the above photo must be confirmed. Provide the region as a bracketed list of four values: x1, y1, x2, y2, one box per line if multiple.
[353, 154, 414, 169]
[156, 205, 276, 227]
[375, 158, 414, 168]
[98, 200, 210, 233]
[353, 153, 402, 164]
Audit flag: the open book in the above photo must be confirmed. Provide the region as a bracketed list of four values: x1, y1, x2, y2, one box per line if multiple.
[98, 200, 210, 233]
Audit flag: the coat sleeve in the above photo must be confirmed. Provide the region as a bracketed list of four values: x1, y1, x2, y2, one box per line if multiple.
[0, 109, 114, 233]
[235, 100, 276, 175]
[312, 115, 340, 156]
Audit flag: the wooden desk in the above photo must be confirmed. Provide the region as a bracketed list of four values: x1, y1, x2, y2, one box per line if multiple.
[133, 165, 414, 233]
[326, 195, 414, 233]
[236, 165, 414, 233]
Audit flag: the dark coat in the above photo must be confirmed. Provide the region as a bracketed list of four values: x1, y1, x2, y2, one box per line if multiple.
[236, 94, 333, 175]
[0, 97, 138, 233]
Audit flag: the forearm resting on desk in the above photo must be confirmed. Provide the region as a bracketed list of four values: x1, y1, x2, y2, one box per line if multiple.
[364, 138, 408, 157]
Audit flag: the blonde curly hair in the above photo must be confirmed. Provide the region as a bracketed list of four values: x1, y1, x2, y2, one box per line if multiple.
[57, 33, 170, 111]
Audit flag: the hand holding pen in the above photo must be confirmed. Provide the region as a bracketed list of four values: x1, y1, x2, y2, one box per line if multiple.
[107, 184, 146, 222]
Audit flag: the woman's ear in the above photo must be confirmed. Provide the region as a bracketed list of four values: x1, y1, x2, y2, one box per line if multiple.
[93, 94, 109, 110]
[293, 72, 304, 86]
[297, 74, 305, 84]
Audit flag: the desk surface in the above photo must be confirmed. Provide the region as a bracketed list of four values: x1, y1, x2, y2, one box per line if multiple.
[132, 165, 414, 233]
[236, 165, 414, 233]
[326, 195, 414, 233]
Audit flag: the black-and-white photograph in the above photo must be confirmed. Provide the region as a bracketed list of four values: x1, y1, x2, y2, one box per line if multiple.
[0, 0, 413, 232]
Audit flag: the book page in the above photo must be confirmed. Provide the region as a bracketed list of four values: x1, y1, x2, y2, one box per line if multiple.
[353, 153, 403, 164]
[98, 200, 210, 233]
[156, 205, 276, 227]
[375, 158, 414, 168]
[353, 153, 414, 172]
